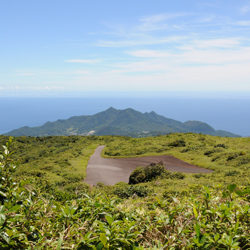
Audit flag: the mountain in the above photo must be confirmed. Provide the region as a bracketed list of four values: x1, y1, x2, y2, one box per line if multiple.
[4, 107, 240, 137]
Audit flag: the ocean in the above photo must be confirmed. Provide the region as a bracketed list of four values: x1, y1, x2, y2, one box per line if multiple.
[0, 97, 249, 136]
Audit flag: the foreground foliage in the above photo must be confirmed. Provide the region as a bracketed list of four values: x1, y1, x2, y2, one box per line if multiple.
[1, 138, 250, 249]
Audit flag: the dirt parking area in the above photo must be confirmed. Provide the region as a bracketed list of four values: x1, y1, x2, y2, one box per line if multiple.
[84, 146, 213, 185]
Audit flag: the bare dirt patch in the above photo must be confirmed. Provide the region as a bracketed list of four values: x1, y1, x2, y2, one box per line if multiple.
[84, 146, 213, 185]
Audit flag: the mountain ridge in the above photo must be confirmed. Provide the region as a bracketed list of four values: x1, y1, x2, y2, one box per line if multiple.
[4, 107, 240, 137]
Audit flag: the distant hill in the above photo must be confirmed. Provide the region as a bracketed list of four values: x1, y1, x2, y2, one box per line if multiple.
[4, 107, 240, 137]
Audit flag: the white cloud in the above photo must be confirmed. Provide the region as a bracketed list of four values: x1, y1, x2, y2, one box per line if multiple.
[138, 14, 169, 31]
[240, 5, 250, 14]
[127, 50, 171, 58]
[65, 59, 100, 63]
[128, 47, 250, 66]
[15, 73, 36, 76]
[237, 21, 250, 26]
[65, 60, 250, 92]
[97, 36, 186, 47]
[193, 39, 240, 49]
[75, 70, 92, 75]
[135, 13, 188, 31]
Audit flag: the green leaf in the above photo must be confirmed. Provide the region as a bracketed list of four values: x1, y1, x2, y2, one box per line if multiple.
[214, 233, 220, 242]
[105, 215, 114, 225]
[234, 219, 239, 232]
[200, 235, 206, 245]
[96, 242, 104, 250]
[56, 234, 63, 250]
[8, 205, 20, 213]
[0, 213, 6, 226]
[195, 224, 200, 237]
[235, 190, 244, 196]
[0, 206, 5, 213]
[0, 232, 9, 244]
[227, 184, 237, 193]
[100, 233, 107, 246]
[0, 191, 6, 198]
[94, 202, 100, 208]
[193, 205, 198, 219]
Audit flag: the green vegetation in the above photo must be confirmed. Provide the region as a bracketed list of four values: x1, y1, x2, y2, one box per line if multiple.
[1, 133, 250, 248]
[0, 135, 103, 192]
[0, 132, 249, 193]
[129, 162, 168, 184]
[5, 107, 240, 137]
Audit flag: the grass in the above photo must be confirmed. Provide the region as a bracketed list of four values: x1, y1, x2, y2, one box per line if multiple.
[1, 135, 250, 249]
[0, 135, 103, 191]
[1, 133, 250, 195]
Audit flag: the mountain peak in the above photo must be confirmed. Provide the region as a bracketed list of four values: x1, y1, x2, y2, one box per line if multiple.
[106, 107, 117, 111]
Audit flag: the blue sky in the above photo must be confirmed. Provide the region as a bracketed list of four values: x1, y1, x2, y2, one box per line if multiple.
[1, 0, 250, 97]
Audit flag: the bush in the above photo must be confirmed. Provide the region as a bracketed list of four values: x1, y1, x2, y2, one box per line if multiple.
[214, 143, 226, 148]
[144, 162, 165, 181]
[114, 181, 128, 187]
[113, 185, 151, 198]
[193, 173, 205, 178]
[64, 182, 90, 194]
[225, 170, 240, 176]
[204, 150, 214, 156]
[170, 172, 186, 179]
[168, 140, 186, 147]
[28, 170, 45, 177]
[129, 162, 167, 184]
[129, 167, 146, 184]
[96, 182, 105, 188]
[227, 153, 239, 161]
[237, 156, 250, 166]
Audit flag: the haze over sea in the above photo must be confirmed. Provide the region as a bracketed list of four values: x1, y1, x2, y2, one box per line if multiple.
[1, 95, 249, 137]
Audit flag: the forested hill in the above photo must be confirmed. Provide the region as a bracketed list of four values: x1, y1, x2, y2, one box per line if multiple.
[5, 107, 240, 137]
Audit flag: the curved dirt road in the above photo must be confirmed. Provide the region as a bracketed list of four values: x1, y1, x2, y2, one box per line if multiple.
[84, 146, 212, 185]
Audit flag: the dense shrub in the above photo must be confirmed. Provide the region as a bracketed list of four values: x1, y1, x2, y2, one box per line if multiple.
[113, 185, 151, 198]
[27, 170, 46, 177]
[129, 167, 146, 184]
[204, 150, 214, 156]
[227, 153, 239, 161]
[214, 143, 226, 148]
[181, 146, 199, 153]
[168, 139, 186, 147]
[237, 156, 250, 165]
[144, 162, 165, 181]
[129, 162, 167, 184]
[225, 170, 240, 176]
[170, 172, 186, 179]
[64, 182, 90, 194]
[193, 173, 205, 178]
[96, 182, 105, 188]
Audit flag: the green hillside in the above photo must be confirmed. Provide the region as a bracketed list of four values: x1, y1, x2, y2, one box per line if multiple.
[1, 134, 250, 249]
[4, 107, 240, 137]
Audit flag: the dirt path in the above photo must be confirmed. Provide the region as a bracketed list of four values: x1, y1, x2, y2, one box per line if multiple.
[84, 146, 213, 185]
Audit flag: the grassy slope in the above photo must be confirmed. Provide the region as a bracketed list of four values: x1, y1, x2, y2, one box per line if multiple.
[1, 134, 250, 249]
[1, 133, 249, 196]
[0, 135, 105, 191]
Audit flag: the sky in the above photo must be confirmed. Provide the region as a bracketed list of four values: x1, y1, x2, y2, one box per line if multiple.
[1, 0, 250, 97]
